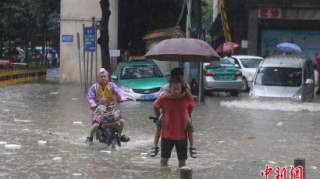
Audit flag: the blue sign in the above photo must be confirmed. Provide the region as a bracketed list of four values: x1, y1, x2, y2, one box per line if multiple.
[84, 27, 96, 51]
[62, 35, 73, 42]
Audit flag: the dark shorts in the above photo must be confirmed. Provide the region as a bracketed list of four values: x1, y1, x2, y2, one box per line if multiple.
[161, 138, 188, 160]
[155, 117, 194, 133]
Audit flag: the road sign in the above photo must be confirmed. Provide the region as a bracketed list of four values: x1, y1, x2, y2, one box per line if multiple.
[62, 35, 73, 43]
[110, 49, 120, 57]
[83, 27, 96, 51]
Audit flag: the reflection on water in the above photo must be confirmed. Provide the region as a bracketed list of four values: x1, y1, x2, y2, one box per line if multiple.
[0, 69, 320, 178]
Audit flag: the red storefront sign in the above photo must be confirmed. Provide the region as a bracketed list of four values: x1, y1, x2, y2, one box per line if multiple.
[258, 8, 282, 18]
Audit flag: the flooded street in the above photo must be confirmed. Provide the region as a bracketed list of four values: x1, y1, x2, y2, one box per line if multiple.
[0, 68, 320, 178]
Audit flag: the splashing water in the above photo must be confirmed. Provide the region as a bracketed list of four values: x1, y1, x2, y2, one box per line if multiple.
[220, 99, 320, 112]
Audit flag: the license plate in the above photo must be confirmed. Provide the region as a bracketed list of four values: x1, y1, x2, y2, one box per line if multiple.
[141, 94, 154, 100]
[217, 75, 233, 80]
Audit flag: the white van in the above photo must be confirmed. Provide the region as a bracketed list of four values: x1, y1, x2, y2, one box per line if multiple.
[250, 55, 315, 101]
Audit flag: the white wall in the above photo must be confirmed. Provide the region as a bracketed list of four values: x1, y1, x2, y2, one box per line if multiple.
[60, 0, 118, 83]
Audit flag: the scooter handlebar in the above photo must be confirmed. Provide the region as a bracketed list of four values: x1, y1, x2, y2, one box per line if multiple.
[149, 116, 158, 120]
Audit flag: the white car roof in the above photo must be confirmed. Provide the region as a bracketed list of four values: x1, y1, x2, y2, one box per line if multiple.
[231, 55, 263, 60]
[261, 55, 308, 68]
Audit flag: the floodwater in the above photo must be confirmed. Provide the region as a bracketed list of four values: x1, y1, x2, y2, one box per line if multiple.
[0, 68, 320, 179]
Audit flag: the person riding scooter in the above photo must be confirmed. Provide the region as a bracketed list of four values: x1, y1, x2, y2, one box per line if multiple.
[85, 68, 129, 144]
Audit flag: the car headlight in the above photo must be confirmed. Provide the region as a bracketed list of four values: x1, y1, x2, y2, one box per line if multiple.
[292, 88, 303, 101]
[292, 93, 302, 101]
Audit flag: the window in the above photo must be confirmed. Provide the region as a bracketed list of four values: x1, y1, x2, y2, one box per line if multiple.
[255, 67, 302, 87]
[240, 58, 262, 68]
[120, 65, 163, 80]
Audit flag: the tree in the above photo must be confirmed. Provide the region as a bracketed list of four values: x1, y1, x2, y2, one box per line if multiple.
[98, 0, 111, 71]
[0, 0, 60, 63]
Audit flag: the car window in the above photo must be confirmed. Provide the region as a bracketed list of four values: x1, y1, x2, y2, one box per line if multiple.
[220, 58, 232, 65]
[255, 67, 302, 87]
[120, 65, 163, 80]
[240, 58, 262, 68]
[231, 58, 240, 66]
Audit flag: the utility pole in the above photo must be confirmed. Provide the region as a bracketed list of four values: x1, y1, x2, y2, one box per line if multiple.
[184, 0, 192, 83]
[186, 0, 192, 38]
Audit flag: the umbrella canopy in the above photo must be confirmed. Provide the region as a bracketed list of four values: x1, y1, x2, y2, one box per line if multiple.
[276, 42, 302, 54]
[216, 41, 239, 53]
[145, 38, 219, 62]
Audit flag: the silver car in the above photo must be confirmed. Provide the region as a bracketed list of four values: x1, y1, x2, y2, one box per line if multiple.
[203, 58, 243, 96]
[250, 55, 315, 101]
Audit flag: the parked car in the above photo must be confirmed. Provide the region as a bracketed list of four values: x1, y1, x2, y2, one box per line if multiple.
[2, 47, 25, 63]
[226, 55, 263, 91]
[111, 59, 167, 101]
[0, 59, 12, 69]
[203, 57, 243, 96]
[250, 55, 315, 101]
[32, 46, 59, 66]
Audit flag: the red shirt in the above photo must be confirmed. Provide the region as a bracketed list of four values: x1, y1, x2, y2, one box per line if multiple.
[153, 95, 195, 140]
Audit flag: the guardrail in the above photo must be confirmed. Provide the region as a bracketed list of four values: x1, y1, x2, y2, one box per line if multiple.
[0, 67, 47, 86]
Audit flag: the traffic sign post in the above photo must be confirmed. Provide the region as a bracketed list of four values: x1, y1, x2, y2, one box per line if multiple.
[82, 25, 97, 92]
[83, 27, 96, 52]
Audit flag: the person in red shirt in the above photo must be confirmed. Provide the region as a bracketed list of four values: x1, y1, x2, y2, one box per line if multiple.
[153, 71, 195, 168]
[149, 68, 197, 159]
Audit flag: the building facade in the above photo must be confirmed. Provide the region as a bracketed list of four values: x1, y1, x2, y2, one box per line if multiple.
[60, 0, 118, 83]
[60, 0, 320, 83]
[245, 0, 320, 59]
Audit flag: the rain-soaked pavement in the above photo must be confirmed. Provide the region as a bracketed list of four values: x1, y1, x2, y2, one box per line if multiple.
[0, 68, 320, 179]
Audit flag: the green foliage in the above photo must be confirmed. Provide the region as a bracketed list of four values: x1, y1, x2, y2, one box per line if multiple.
[0, 0, 60, 50]
[202, 0, 213, 28]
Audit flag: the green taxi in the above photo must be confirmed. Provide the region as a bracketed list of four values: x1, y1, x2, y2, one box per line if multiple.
[111, 60, 167, 101]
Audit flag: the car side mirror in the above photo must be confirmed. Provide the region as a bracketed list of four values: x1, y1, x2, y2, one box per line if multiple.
[234, 64, 240, 68]
[305, 78, 313, 85]
[111, 75, 118, 80]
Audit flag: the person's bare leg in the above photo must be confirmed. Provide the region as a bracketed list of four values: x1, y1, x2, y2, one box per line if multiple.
[89, 123, 99, 137]
[149, 128, 160, 157]
[117, 119, 124, 132]
[154, 128, 161, 147]
[178, 160, 186, 168]
[161, 158, 169, 167]
[86, 123, 99, 144]
[188, 133, 197, 158]
[188, 133, 194, 147]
